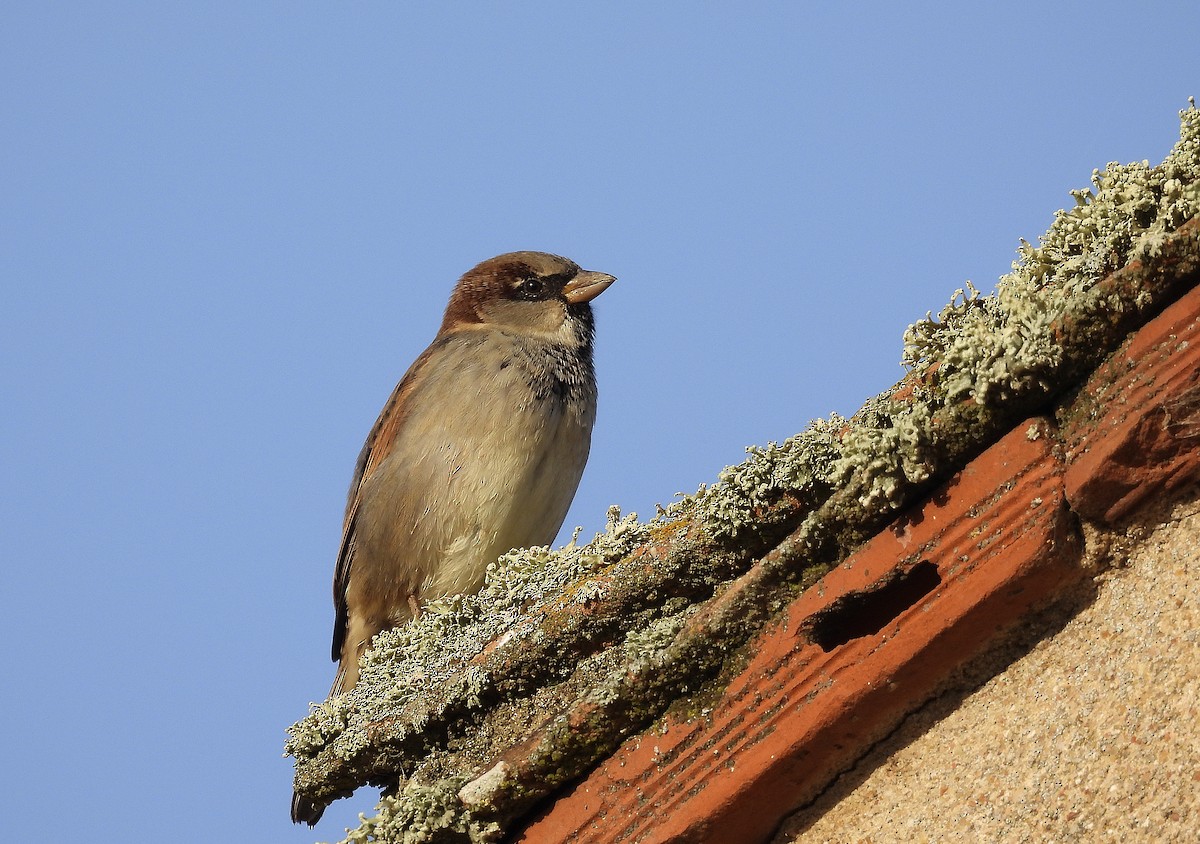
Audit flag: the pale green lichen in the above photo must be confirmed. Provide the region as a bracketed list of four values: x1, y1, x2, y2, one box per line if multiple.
[333, 778, 500, 844]
[688, 413, 845, 539]
[902, 100, 1200, 402]
[290, 102, 1200, 843]
[684, 94, 1198, 525]
[831, 397, 938, 511]
[621, 606, 697, 669]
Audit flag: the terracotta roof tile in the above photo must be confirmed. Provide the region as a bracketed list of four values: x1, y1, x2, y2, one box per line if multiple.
[516, 418, 1083, 843]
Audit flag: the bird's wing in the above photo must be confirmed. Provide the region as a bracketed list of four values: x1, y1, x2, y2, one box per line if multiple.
[330, 337, 451, 662]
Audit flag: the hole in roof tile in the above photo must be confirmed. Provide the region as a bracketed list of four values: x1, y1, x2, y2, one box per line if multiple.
[803, 560, 942, 652]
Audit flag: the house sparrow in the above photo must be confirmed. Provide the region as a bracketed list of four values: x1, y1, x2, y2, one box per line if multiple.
[328, 250, 613, 676]
[292, 252, 613, 824]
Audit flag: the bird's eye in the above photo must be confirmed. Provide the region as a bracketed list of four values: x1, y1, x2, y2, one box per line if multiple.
[517, 278, 544, 299]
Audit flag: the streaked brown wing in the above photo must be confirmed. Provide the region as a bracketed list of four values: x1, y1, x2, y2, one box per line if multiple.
[329, 337, 450, 662]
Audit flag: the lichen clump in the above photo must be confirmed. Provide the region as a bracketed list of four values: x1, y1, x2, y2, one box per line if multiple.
[341, 777, 500, 844]
[902, 103, 1200, 400]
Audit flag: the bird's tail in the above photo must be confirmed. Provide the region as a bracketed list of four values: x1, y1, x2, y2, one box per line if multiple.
[292, 662, 349, 825]
[291, 789, 325, 826]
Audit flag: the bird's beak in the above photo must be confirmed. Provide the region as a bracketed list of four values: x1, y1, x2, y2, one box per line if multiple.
[563, 270, 616, 304]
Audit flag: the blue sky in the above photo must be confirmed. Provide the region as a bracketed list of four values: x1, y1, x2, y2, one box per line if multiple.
[2, 3, 1196, 841]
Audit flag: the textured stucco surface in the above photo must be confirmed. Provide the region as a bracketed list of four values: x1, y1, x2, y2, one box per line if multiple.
[777, 487, 1200, 844]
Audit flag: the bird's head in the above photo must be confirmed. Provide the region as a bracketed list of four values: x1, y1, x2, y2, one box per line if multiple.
[440, 251, 615, 344]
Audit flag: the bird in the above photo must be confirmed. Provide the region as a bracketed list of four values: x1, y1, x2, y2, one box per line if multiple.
[292, 252, 613, 825]
[328, 250, 614, 692]
[290, 252, 614, 825]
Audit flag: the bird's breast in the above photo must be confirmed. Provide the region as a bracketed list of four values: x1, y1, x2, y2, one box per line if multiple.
[356, 330, 597, 600]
